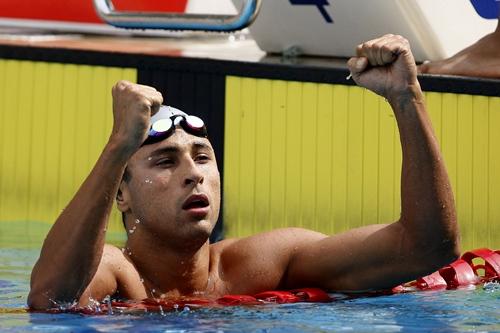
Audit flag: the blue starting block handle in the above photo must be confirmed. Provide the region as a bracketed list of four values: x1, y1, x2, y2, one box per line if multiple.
[93, 0, 262, 32]
[470, 0, 500, 19]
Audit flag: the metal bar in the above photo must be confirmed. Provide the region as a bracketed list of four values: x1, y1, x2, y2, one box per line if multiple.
[93, 0, 261, 32]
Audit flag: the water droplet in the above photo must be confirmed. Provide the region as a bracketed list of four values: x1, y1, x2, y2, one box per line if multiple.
[129, 229, 135, 234]
[148, 157, 152, 161]
[135, 219, 141, 224]
[144, 179, 153, 184]
[183, 306, 191, 312]
[128, 251, 132, 256]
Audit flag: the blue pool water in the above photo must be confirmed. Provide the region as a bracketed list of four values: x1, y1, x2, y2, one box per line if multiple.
[1, 246, 499, 332]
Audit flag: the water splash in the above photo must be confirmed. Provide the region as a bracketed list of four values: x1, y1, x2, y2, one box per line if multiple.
[103, 295, 113, 315]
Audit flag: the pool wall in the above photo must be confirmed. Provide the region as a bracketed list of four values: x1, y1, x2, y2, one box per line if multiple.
[0, 44, 499, 250]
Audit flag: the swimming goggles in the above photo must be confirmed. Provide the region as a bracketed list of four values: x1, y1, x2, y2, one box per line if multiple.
[143, 105, 207, 145]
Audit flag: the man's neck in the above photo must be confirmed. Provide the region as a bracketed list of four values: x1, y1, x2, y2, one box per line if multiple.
[124, 229, 212, 298]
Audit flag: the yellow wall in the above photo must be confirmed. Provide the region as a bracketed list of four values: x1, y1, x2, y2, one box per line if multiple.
[0, 62, 498, 251]
[0, 59, 136, 244]
[224, 76, 500, 251]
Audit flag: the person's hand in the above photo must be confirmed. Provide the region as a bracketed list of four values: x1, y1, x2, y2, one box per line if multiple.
[109, 81, 163, 154]
[347, 34, 421, 102]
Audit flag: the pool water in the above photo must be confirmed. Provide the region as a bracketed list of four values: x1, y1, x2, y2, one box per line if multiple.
[1, 246, 499, 333]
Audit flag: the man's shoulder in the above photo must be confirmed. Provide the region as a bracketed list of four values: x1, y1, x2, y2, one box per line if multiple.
[213, 227, 326, 258]
[210, 228, 327, 291]
[101, 244, 134, 272]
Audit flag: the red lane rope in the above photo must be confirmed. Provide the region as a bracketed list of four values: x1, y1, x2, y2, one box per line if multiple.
[35, 248, 499, 314]
[407, 248, 500, 291]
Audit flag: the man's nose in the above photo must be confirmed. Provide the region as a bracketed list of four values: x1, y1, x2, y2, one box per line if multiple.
[183, 159, 204, 186]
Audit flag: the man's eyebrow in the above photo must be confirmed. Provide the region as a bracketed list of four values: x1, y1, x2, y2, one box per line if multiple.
[192, 141, 213, 151]
[148, 146, 180, 157]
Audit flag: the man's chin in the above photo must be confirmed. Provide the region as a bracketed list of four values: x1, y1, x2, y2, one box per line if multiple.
[177, 217, 215, 242]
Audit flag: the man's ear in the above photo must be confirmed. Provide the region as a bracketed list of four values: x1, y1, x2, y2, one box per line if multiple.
[116, 180, 131, 213]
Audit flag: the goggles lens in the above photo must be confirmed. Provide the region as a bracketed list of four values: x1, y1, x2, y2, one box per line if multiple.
[143, 106, 207, 145]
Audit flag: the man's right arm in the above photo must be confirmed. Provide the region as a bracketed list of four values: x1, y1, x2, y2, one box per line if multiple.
[28, 81, 162, 310]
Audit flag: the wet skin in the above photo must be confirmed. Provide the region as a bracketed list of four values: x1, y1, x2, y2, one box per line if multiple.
[28, 35, 460, 309]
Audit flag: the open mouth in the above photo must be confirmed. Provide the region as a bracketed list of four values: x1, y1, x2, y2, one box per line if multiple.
[182, 194, 209, 210]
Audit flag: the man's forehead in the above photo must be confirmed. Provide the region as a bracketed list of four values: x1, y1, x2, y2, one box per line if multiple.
[136, 129, 213, 157]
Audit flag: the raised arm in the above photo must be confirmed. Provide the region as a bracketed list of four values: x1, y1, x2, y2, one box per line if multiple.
[284, 35, 460, 292]
[28, 81, 162, 309]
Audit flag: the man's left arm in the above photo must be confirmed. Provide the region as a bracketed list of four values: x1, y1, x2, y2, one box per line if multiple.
[281, 35, 460, 292]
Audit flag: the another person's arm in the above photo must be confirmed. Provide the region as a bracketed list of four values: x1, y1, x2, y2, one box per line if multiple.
[28, 81, 162, 309]
[282, 35, 459, 291]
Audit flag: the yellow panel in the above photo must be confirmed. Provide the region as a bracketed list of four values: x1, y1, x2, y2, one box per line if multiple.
[224, 76, 499, 250]
[331, 85, 349, 233]
[362, 90, 380, 226]
[346, 87, 364, 228]
[239, 78, 258, 236]
[223, 76, 241, 236]
[1, 60, 21, 221]
[300, 83, 317, 231]
[0, 60, 4, 219]
[441, 94, 458, 200]
[268, 80, 287, 230]
[16, 62, 35, 225]
[378, 100, 397, 223]
[456, 95, 474, 250]
[43, 63, 64, 223]
[488, 97, 500, 247]
[472, 96, 489, 250]
[27, 62, 49, 223]
[0, 59, 137, 244]
[315, 84, 333, 234]
[254, 79, 272, 232]
[284, 82, 303, 229]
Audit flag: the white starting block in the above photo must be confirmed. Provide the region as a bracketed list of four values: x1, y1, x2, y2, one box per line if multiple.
[243, 0, 497, 61]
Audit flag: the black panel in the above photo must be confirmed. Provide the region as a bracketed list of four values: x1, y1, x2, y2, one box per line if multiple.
[137, 69, 226, 243]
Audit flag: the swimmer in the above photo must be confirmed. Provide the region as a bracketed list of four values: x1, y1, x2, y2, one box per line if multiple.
[28, 34, 460, 309]
[419, 14, 500, 78]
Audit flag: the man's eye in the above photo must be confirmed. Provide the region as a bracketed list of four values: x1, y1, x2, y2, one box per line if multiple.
[156, 159, 174, 166]
[195, 154, 210, 163]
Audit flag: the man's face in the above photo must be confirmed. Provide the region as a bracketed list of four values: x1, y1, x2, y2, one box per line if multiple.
[120, 129, 221, 247]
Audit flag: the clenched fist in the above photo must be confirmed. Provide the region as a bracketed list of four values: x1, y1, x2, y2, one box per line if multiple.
[347, 34, 422, 103]
[109, 81, 163, 154]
